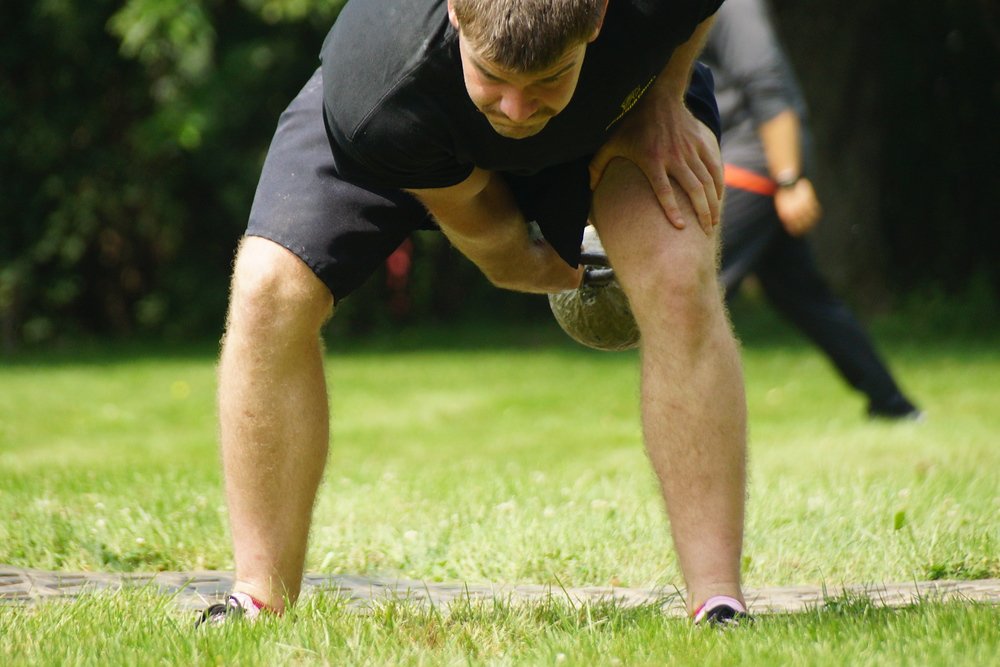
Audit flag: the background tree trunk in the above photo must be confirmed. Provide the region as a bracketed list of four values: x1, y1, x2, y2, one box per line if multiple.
[772, 0, 1000, 312]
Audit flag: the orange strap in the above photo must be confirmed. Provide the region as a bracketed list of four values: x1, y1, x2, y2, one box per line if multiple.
[724, 164, 777, 197]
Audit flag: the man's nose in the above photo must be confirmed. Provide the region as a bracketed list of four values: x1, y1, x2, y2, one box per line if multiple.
[498, 87, 539, 123]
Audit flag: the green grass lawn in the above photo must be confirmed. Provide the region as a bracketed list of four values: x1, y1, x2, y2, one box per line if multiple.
[1, 307, 998, 665]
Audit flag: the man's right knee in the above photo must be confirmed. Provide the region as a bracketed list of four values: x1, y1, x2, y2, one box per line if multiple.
[592, 160, 721, 327]
[227, 236, 334, 335]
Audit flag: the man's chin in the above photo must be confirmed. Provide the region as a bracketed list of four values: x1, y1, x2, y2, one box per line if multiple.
[489, 119, 548, 139]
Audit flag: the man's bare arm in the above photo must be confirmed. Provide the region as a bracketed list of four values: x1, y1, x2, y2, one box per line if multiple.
[758, 108, 821, 235]
[408, 168, 582, 293]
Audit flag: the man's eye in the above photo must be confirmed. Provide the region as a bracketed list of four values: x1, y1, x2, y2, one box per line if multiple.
[537, 73, 568, 86]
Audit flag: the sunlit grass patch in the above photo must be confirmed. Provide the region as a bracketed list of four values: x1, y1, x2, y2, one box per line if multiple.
[1, 317, 998, 664]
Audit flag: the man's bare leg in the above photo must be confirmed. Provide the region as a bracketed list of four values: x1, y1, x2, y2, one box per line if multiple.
[218, 236, 334, 611]
[592, 159, 747, 614]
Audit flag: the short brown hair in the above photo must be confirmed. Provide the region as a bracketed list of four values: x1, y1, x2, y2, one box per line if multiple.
[451, 0, 605, 72]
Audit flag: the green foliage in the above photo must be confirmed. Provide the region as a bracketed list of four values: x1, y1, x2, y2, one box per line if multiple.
[1, 0, 349, 350]
[109, 0, 216, 83]
[3, 0, 998, 350]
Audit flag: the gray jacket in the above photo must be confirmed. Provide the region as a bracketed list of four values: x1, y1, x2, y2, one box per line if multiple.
[701, 0, 810, 174]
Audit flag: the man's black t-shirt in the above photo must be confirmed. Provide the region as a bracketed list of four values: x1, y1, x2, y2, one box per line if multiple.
[321, 0, 723, 190]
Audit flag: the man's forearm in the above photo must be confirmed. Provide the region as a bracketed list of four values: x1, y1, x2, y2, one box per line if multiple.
[431, 177, 535, 278]
[654, 16, 716, 100]
[409, 171, 580, 293]
[758, 108, 802, 184]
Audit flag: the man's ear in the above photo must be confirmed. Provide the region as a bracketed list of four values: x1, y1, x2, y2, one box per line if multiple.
[589, 0, 610, 42]
[447, 0, 460, 30]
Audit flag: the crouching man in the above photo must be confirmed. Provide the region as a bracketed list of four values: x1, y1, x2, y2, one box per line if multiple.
[206, 0, 749, 627]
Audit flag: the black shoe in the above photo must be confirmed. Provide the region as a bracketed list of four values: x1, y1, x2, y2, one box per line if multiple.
[867, 396, 924, 422]
[196, 593, 264, 627]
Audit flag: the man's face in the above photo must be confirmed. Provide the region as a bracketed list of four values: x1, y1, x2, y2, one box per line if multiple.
[456, 31, 589, 139]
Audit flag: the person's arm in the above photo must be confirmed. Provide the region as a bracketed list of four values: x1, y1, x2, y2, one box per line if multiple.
[408, 169, 583, 293]
[711, 0, 822, 236]
[588, 16, 723, 234]
[758, 108, 821, 236]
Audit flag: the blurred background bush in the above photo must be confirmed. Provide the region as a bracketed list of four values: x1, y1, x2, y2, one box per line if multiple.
[1, 0, 997, 350]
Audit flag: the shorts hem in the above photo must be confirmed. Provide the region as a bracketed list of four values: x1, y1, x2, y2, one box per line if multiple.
[243, 231, 343, 304]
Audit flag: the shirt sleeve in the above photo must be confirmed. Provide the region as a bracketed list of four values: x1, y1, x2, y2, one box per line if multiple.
[324, 107, 474, 190]
[709, 0, 795, 126]
[699, 0, 727, 23]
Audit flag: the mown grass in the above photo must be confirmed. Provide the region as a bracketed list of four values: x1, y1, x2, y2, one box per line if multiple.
[1, 301, 998, 664]
[2, 589, 998, 666]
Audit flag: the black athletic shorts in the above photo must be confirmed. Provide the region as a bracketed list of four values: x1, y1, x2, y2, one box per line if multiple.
[247, 68, 593, 303]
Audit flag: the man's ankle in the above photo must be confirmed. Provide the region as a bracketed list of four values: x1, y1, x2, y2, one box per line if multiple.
[688, 583, 744, 616]
[233, 580, 287, 615]
[693, 595, 751, 625]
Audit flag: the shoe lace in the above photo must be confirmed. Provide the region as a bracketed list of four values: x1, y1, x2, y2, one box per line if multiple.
[196, 595, 247, 627]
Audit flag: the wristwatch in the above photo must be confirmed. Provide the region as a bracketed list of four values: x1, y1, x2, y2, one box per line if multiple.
[774, 170, 801, 189]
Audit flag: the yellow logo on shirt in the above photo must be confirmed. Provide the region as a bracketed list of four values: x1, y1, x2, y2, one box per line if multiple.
[606, 76, 656, 130]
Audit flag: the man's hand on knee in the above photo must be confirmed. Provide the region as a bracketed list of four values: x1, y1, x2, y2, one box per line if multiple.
[589, 107, 723, 235]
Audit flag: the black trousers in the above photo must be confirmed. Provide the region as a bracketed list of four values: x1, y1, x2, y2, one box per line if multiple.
[720, 185, 908, 411]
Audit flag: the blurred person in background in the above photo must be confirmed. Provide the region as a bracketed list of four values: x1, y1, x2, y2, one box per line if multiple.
[703, 0, 922, 421]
